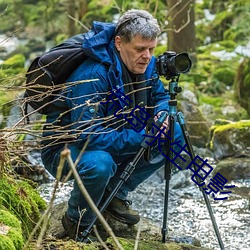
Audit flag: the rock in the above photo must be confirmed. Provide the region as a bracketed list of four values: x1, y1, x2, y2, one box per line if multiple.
[44, 201, 212, 250]
[179, 100, 211, 148]
[170, 170, 192, 189]
[181, 89, 199, 105]
[213, 157, 250, 181]
[209, 120, 250, 160]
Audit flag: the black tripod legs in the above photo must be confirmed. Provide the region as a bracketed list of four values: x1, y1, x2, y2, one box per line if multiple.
[177, 112, 225, 250]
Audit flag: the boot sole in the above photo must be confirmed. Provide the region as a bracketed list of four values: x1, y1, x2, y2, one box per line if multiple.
[105, 210, 140, 225]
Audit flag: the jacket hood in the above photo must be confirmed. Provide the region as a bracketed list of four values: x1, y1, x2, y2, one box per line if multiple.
[82, 21, 116, 65]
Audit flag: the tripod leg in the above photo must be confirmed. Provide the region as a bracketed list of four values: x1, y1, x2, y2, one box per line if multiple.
[162, 114, 175, 243]
[82, 112, 168, 241]
[177, 112, 225, 250]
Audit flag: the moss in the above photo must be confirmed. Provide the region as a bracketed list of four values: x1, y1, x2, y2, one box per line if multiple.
[1, 54, 25, 69]
[0, 209, 21, 229]
[0, 209, 24, 249]
[0, 54, 26, 86]
[235, 57, 250, 116]
[212, 120, 250, 133]
[213, 67, 235, 86]
[209, 120, 250, 151]
[105, 237, 207, 250]
[0, 235, 16, 250]
[199, 95, 224, 107]
[7, 228, 24, 249]
[0, 174, 47, 239]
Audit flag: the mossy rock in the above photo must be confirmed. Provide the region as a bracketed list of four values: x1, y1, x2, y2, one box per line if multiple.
[106, 237, 211, 250]
[0, 174, 47, 239]
[199, 92, 248, 122]
[213, 67, 235, 86]
[234, 57, 250, 116]
[209, 120, 250, 160]
[0, 209, 24, 250]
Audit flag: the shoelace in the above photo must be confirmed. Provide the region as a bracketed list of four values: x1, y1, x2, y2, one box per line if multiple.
[123, 200, 132, 209]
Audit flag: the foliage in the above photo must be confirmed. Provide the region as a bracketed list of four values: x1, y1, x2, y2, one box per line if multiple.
[0, 209, 24, 250]
[197, 0, 250, 46]
[0, 174, 47, 238]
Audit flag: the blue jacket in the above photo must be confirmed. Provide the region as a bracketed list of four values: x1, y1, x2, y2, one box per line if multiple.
[44, 21, 170, 156]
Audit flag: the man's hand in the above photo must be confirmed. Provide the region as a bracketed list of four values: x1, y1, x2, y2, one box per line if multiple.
[154, 111, 169, 138]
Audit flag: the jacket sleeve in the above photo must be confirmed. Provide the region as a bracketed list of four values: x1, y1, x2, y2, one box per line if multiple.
[65, 61, 144, 156]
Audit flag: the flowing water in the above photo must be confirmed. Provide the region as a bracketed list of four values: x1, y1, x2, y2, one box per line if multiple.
[38, 167, 250, 250]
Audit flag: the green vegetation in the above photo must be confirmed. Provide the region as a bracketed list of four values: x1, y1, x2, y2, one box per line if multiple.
[209, 120, 250, 151]
[0, 174, 47, 240]
[0, 209, 24, 250]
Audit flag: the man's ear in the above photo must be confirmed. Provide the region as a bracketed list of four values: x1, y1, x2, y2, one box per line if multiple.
[115, 36, 122, 51]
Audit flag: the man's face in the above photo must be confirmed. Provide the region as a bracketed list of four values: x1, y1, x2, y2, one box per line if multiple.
[115, 35, 157, 74]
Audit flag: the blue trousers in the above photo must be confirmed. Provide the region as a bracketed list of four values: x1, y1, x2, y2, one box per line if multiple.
[41, 123, 184, 226]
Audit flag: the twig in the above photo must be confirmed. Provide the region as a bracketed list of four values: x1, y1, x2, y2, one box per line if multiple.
[93, 225, 110, 250]
[22, 153, 65, 249]
[61, 148, 124, 250]
[134, 220, 142, 250]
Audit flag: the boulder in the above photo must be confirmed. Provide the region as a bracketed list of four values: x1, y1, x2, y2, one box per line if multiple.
[179, 100, 211, 148]
[209, 120, 250, 160]
[213, 157, 250, 181]
[42, 201, 212, 250]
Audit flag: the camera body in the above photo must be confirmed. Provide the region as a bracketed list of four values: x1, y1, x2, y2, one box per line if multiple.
[156, 51, 192, 79]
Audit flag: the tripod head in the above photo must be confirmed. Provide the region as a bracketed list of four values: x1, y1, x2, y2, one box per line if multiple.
[168, 76, 182, 99]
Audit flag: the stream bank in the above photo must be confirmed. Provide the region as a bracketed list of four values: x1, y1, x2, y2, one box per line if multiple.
[38, 164, 250, 250]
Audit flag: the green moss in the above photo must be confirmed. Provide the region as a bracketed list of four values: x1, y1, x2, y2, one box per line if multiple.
[0, 209, 21, 229]
[7, 228, 24, 249]
[0, 209, 24, 249]
[199, 95, 224, 107]
[0, 235, 16, 250]
[0, 175, 47, 239]
[105, 237, 206, 250]
[213, 67, 235, 86]
[213, 120, 250, 133]
[209, 120, 250, 150]
[1, 54, 25, 69]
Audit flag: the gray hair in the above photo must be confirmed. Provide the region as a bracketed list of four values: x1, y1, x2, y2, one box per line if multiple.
[115, 9, 160, 43]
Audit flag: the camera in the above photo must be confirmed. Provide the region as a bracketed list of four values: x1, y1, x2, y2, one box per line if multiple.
[156, 51, 192, 79]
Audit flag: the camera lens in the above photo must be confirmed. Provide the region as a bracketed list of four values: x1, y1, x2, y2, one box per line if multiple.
[174, 53, 192, 73]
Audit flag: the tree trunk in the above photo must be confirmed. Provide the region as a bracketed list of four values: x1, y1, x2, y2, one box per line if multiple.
[67, 0, 77, 36]
[78, 0, 88, 20]
[167, 0, 196, 62]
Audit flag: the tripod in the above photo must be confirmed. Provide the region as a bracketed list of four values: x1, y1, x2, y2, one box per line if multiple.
[161, 77, 225, 249]
[82, 77, 225, 250]
[81, 111, 168, 240]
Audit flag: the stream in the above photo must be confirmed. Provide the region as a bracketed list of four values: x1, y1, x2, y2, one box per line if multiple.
[38, 161, 250, 250]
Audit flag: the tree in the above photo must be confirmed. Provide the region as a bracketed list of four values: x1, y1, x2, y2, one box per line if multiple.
[166, 0, 196, 62]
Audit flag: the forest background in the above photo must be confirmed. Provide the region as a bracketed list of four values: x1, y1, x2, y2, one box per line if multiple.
[0, 0, 250, 125]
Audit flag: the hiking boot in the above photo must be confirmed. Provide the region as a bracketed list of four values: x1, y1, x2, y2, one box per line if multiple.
[105, 196, 140, 225]
[61, 213, 97, 243]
